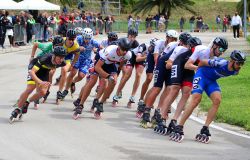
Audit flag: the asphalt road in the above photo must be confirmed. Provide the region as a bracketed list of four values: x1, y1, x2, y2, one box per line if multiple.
[0, 32, 250, 160]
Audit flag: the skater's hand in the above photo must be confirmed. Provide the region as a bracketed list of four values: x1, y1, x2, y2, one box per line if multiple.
[29, 56, 34, 62]
[39, 81, 51, 88]
[79, 46, 85, 52]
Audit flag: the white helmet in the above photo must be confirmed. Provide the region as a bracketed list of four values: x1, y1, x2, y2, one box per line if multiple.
[82, 28, 93, 40]
[166, 30, 178, 39]
[74, 27, 84, 36]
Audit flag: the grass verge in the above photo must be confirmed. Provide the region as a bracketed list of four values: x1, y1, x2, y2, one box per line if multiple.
[200, 58, 250, 131]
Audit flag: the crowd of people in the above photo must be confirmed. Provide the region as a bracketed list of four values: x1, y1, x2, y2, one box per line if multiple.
[8, 23, 247, 143]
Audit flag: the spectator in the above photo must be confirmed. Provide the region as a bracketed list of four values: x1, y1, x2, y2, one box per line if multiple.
[5, 11, 15, 47]
[189, 15, 195, 32]
[0, 10, 7, 48]
[227, 15, 231, 31]
[97, 13, 104, 34]
[63, 6, 68, 13]
[164, 14, 169, 31]
[154, 14, 160, 32]
[134, 16, 141, 33]
[196, 16, 203, 32]
[222, 15, 228, 32]
[78, 1, 84, 11]
[127, 15, 134, 31]
[158, 15, 165, 32]
[58, 12, 68, 37]
[145, 15, 152, 34]
[216, 15, 221, 31]
[104, 15, 114, 33]
[179, 16, 185, 32]
[231, 12, 242, 40]
[26, 14, 36, 44]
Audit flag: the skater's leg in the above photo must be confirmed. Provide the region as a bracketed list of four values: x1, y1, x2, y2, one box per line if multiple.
[131, 65, 144, 96]
[179, 93, 202, 126]
[64, 67, 77, 91]
[144, 87, 161, 108]
[205, 91, 221, 126]
[172, 86, 192, 120]
[100, 74, 117, 103]
[115, 66, 133, 96]
[79, 74, 98, 105]
[139, 73, 153, 100]
[58, 64, 70, 91]
[95, 78, 107, 99]
[17, 84, 36, 108]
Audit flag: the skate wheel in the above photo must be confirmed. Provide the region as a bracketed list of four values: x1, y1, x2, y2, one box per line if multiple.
[140, 122, 148, 129]
[112, 102, 117, 108]
[18, 114, 23, 120]
[73, 113, 80, 120]
[34, 104, 39, 110]
[136, 112, 143, 119]
[90, 107, 95, 113]
[94, 112, 101, 119]
[9, 116, 15, 124]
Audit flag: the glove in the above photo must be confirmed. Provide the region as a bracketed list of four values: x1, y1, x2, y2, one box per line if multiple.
[107, 74, 115, 82]
[208, 58, 226, 67]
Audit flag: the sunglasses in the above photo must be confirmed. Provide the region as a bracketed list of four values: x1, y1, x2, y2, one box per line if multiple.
[235, 61, 244, 66]
[218, 47, 226, 53]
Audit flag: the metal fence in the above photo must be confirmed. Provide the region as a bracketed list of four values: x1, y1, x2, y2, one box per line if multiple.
[13, 20, 245, 44]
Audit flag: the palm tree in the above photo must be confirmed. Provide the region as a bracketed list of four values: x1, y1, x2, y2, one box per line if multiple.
[132, 0, 196, 17]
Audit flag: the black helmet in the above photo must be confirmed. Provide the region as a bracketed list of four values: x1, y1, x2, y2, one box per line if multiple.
[128, 28, 138, 36]
[179, 32, 192, 44]
[53, 46, 67, 57]
[52, 35, 64, 46]
[66, 29, 76, 39]
[230, 50, 246, 63]
[213, 37, 228, 50]
[118, 38, 131, 51]
[138, 43, 147, 53]
[108, 32, 118, 41]
[187, 37, 202, 48]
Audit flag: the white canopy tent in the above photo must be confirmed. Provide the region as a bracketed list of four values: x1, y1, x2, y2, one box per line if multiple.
[17, 0, 60, 10]
[0, 0, 19, 10]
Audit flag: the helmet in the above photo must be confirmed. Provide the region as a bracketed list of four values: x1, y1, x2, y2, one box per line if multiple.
[213, 37, 228, 50]
[53, 46, 67, 57]
[82, 28, 93, 40]
[230, 50, 246, 63]
[128, 28, 138, 36]
[166, 30, 178, 38]
[52, 35, 63, 46]
[74, 27, 83, 35]
[118, 38, 131, 51]
[138, 43, 147, 53]
[108, 32, 118, 41]
[149, 38, 158, 46]
[179, 32, 192, 44]
[187, 37, 202, 48]
[66, 29, 76, 39]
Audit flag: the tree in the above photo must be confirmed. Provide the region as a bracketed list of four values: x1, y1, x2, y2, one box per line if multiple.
[237, 0, 250, 16]
[132, 0, 196, 17]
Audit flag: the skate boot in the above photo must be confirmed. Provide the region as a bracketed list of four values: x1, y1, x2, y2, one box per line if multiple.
[9, 108, 22, 124]
[127, 96, 135, 109]
[34, 99, 39, 110]
[73, 104, 84, 120]
[166, 119, 177, 135]
[112, 95, 119, 107]
[136, 103, 145, 118]
[54, 75, 61, 85]
[195, 126, 211, 144]
[90, 98, 99, 113]
[56, 91, 64, 105]
[117, 91, 122, 99]
[42, 90, 50, 103]
[70, 82, 76, 98]
[151, 108, 161, 128]
[21, 101, 30, 114]
[73, 98, 81, 109]
[169, 125, 184, 142]
[154, 118, 167, 135]
[61, 90, 69, 99]
[94, 102, 104, 119]
[140, 107, 151, 129]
